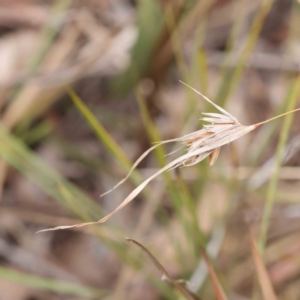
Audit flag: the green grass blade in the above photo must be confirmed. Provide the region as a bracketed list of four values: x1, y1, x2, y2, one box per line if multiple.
[68, 88, 148, 190]
[249, 101, 288, 165]
[0, 125, 155, 269]
[134, 87, 182, 211]
[50, 137, 106, 174]
[134, 88, 167, 167]
[68, 88, 131, 170]
[164, 3, 190, 83]
[197, 48, 209, 96]
[68, 88, 174, 230]
[175, 170, 207, 251]
[0, 124, 102, 220]
[216, 0, 275, 107]
[218, 0, 248, 78]
[0, 267, 109, 298]
[111, 0, 165, 95]
[22, 121, 53, 145]
[26, 0, 72, 72]
[259, 74, 300, 251]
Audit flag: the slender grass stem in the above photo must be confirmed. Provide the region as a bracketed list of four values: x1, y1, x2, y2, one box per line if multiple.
[254, 107, 300, 127]
[259, 74, 300, 251]
[216, 0, 275, 107]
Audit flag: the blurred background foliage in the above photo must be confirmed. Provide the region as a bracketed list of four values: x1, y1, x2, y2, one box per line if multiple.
[0, 0, 300, 299]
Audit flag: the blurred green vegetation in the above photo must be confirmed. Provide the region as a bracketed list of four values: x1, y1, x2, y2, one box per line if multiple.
[0, 0, 300, 299]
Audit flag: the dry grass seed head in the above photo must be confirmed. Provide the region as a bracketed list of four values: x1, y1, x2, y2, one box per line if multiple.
[38, 82, 300, 232]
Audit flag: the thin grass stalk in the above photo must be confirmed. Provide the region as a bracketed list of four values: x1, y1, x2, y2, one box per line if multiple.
[175, 170, 207, 254]
[22, 121, 53, 145]
[109, 91, 185, 299]
[165, 0, 213, 115]
[164, 4, 189, 81]
[197, 48, 209, 96]
[135, 87, 168, 168]
[145, 276, 180, 300]
[250, 0, 299, 166]
[68, 89, 135, 175]
[26, 0, 72, 72]
[186, 29, 211, 216]
[218, 0, 248, 80]
[90, 233, 177, 299]
[188, 224, 226, 294]
[187, 15, 207, 96]
[189, 42, 212, 215]
[112, 244, 183, 300]
[249, 100, 287, 165]
[126, 238, 201, 300]
[201, 249, 228, 300]
[135, 87, 191, 261]
[164, 3, 199, 115]
[0, 161, 7, 202]
[57, 183, 93, 224]
[192, 48, 209, 199]
[175, 11, 210, 208]
[259, 74, 300, 251]
[68, 88, 133, 172]
[216, 0, 275, 107]
[0, 267, 108, 298]
[53, 137, 107, 173]
[187, 22, 209, 117]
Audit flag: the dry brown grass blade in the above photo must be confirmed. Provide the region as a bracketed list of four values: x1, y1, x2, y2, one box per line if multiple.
[126, 238, 201, 300]
[99, 138, 180, 197]
[250, 231, 277, 300]
[201, 249, 228, 300]
[37, 125, 252, 233]
[37, 150, 214, 232]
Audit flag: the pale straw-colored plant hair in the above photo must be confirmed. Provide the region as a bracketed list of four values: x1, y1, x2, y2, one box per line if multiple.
[38, 82, 300, 233]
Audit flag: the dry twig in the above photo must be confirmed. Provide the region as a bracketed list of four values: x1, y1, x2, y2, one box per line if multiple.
[126, 238, 201, 300]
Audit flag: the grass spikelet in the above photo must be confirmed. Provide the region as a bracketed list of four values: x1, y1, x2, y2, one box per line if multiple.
[38, 82, 300, 233]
